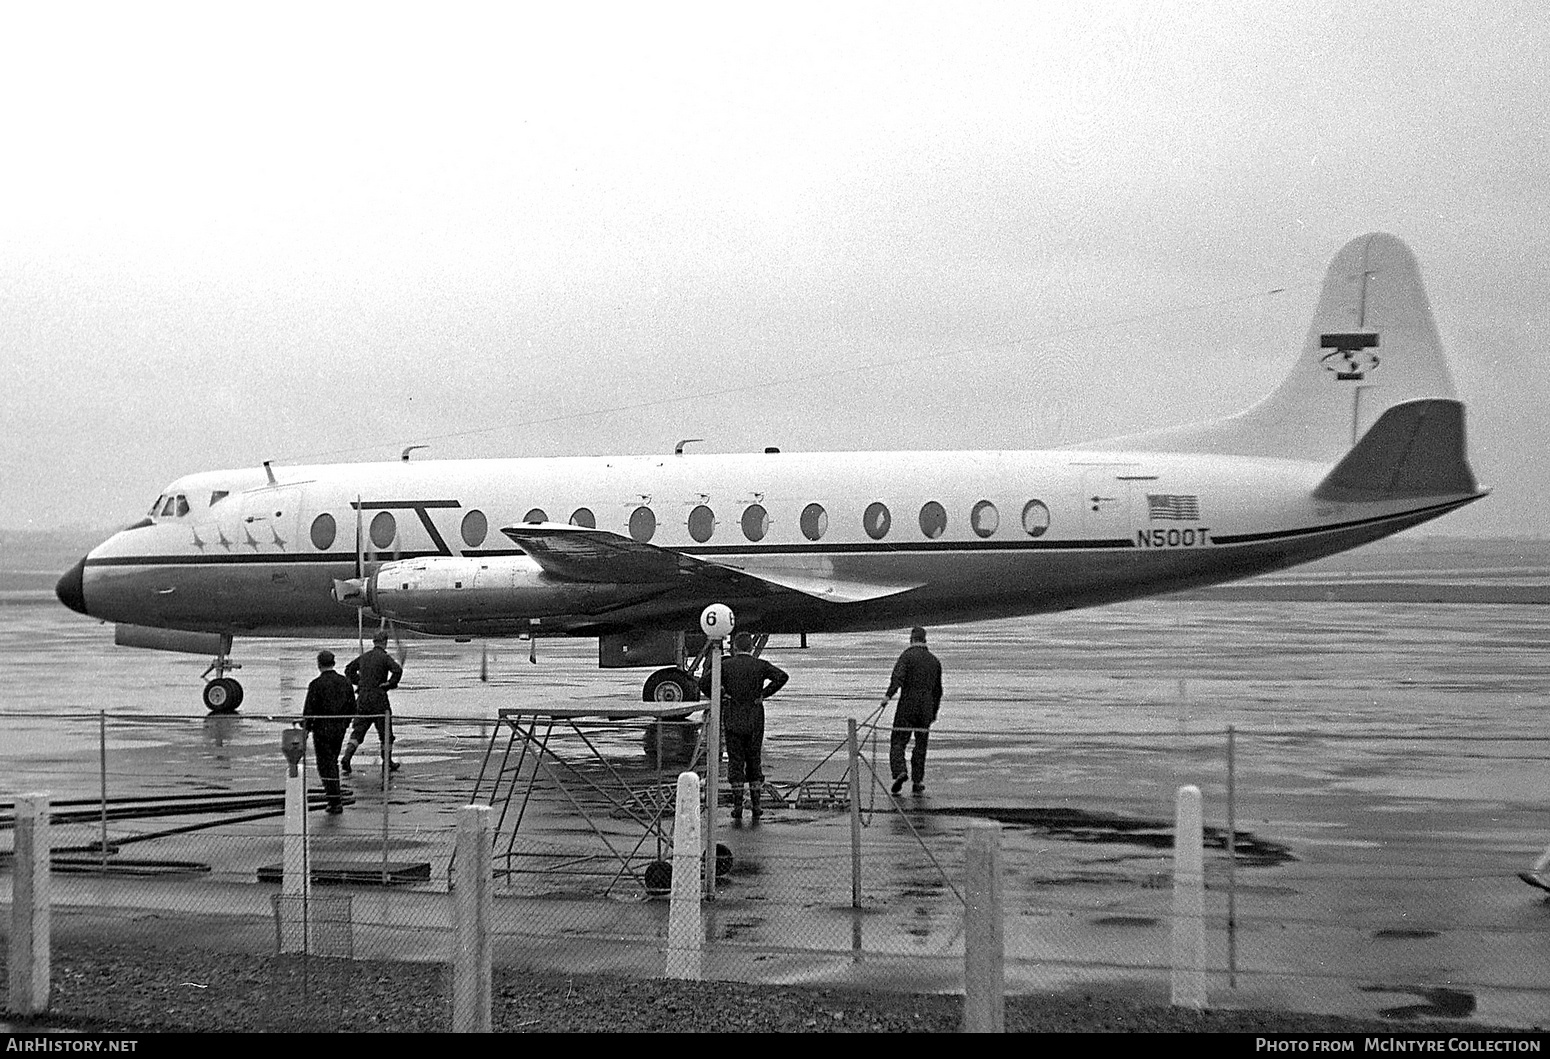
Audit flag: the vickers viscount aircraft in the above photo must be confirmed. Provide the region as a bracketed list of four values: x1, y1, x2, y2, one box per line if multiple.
[56, 232, 1485, 712]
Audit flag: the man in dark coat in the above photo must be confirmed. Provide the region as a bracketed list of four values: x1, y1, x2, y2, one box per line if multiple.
[881, 626, 944, 795]
[342, 629, 403, 775]
[698, 632, 788, 820]
[303, 650, 356, 814]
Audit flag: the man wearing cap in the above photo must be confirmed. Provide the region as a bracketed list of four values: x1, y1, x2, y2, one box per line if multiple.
[881, 626, 944, 795]
[342, 629, 404, 775]
[698, 632, 788, 821]
[303, 650, 356, 814]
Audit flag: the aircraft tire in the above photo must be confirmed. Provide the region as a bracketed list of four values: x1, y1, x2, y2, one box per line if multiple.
[642, 667, 699, 703]
[203, 678, 243, 713]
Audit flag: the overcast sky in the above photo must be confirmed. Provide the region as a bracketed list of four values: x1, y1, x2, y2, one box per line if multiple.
[2, 1, 1545, 537]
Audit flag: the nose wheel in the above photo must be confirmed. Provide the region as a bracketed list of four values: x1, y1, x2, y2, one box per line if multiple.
[200, 633, 243, 713]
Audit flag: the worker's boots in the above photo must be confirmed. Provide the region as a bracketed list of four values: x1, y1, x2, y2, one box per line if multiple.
[730, 785, 744, 821]
[339, 740, 358, 776]
[749, 785, 762, 820]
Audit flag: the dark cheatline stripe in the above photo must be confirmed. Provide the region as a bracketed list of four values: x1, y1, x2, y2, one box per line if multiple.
[1209, 496, 1478, 546]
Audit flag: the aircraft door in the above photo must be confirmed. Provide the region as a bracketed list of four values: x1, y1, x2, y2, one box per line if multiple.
[1079, 465, 1139, 545]
[235, 485, 304, 553]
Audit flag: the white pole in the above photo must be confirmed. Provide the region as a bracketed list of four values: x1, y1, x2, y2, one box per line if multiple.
[963, 819, 1004, 1033]
[452, 805, 492, 1032]
[666, 771, 703, 980]
[1172, 784, 1208, 1010]
[705, 637, 722, 900]
[281, 734, 310, 953]
[8, 792, 50, 1017]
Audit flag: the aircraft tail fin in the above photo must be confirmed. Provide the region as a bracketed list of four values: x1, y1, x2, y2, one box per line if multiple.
[1093, 232, 1464, 464]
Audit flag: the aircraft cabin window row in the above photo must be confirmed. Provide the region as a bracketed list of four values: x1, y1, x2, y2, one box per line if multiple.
[302, 497, 1055, 552]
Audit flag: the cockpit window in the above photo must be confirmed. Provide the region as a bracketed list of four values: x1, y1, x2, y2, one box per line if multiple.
[210, 491, 229, 507]
[175, 495, 189, 517]
[159, 496, 179, 517]
[149, 495, 165, 516]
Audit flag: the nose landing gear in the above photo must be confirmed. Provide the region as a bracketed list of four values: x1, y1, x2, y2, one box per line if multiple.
[202, 677, 244, 713]
[201, 634, 243, 713]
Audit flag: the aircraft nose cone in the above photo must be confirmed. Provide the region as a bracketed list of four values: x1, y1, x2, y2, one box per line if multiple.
[56, 556, 88, 615]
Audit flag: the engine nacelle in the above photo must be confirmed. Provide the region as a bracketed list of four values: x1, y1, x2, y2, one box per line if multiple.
[367, 555, 643, 622]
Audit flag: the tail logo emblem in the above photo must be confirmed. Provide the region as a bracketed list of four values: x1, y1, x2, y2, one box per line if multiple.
[1320, 333, 1380, 381]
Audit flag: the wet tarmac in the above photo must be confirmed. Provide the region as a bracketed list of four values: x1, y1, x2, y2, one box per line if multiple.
[3, 591, 1550, 1028]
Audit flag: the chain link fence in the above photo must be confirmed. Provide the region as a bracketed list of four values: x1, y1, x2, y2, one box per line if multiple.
[4, 708, 1549, 1029]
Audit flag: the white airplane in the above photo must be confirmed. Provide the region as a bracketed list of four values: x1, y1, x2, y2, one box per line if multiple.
[56, 232, 1484, 712]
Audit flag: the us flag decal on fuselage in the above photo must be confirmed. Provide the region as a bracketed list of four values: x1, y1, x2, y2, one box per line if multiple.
[1147, 494, 1200, 521]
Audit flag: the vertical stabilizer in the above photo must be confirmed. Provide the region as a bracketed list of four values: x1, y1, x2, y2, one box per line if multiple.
[1092, 233, 1461, 461]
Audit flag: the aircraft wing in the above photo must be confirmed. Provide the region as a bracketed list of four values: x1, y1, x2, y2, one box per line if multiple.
[500, 524, 920, 603]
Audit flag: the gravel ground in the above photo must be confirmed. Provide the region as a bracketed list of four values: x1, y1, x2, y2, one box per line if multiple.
[1, 943, 1531, 1034]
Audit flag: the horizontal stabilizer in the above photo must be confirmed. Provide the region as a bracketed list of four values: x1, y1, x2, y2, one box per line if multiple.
[1314, 399, 1478, 502]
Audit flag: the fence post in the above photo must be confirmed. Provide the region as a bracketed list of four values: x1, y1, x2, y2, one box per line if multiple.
[9, 792, 51, 1017]
[98, 712, 108, 871]
[1172, 783, 1207, 1009]
[452, 805, 492, 1032]
[963, 819, 1004, 1033]
[666, 771, 703, 980]
[1226, 725, 1237, 988]
[847, 718, 862, 909]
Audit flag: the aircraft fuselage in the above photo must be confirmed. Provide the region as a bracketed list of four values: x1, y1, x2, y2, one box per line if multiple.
[66, 447, 1479, 642]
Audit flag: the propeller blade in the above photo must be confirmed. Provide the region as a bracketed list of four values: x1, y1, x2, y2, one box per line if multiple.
[355, 496, 365, 653]
[354, 497, 365, 579]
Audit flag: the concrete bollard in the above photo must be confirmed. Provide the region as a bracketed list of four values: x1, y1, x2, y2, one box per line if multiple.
[9, 793, 51, 1016]
[452, 805, 493, 1032]
[1172, 783, 1207, 1009]
[666, 771, 703, 979]
[963, 819, 1004, 1033]
[278, 728, 311, 953]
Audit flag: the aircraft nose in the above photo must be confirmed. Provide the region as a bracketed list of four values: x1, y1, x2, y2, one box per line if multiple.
[55, 556, 88, 615]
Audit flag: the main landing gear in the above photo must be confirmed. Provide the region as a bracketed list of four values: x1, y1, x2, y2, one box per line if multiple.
[201, 634, 243, 713]
[642, 667, 699, 703]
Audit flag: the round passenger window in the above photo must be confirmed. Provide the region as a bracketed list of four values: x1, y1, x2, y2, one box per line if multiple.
[310, 513, 337, 550]
[918, 501, 946, 539]
[370, 511, 397, 549]
[800, 503, 828, 542]
[971, 500, 999, 538]
[688, 505, 715, 543]
[629, 506, 656, 542]
[1021, 499, 1050, 537]
[569, 508, 596, 528]
[523, 508, 547, 524]
[864, 502, 891, 540]
[742, 504, 769, 542]
[461, 510, 488, 547]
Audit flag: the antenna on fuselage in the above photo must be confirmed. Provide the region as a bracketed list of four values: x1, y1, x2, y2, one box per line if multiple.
[674, 439, 703, 455]
[401, 445, 428, 462]
[263, 461, 277, 485]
